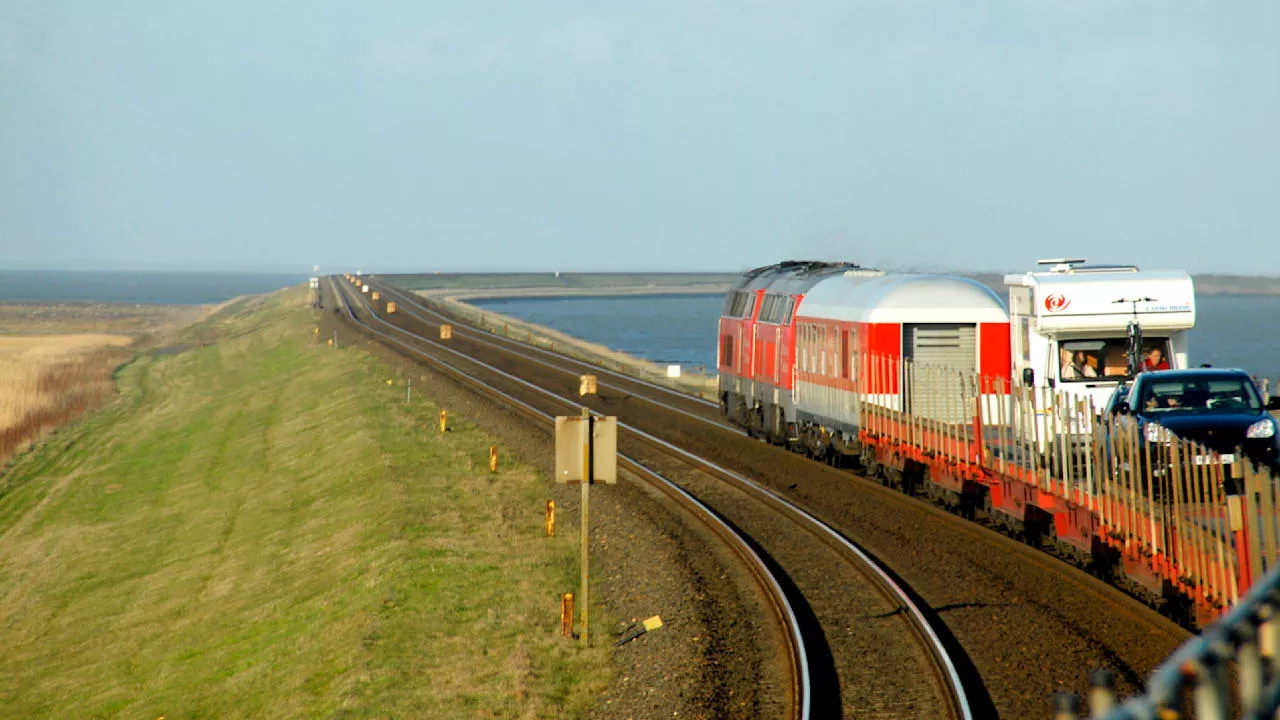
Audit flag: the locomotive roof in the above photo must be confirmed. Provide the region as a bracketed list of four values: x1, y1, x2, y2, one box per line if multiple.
[797, 274, 1009, 324]
[731, 260, 866, 293]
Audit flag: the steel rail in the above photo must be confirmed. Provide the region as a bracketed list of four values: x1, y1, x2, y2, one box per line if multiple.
[334, 275, 973, 720]
[375, 279, 721, 409]
[372, 280, 733, 428]
[330, 276, 808, 718]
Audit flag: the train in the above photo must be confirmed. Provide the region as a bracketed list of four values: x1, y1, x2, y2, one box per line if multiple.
[717, 258, 1196, 462]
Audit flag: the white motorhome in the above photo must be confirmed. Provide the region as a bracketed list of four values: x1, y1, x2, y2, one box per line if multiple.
[1005, 259, 1196, 412]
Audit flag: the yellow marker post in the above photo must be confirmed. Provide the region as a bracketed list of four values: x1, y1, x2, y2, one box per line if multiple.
[489, 445, 498, 473]
[560, 593, 574, 638]
[371, 291, 379, 301]
[440, 325, 453, 340]
[546, 500, 555, 537]
[439, 409, 447, 433]
[387, 301, 397, 314]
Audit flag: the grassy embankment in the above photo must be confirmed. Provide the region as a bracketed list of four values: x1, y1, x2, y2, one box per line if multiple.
[0, 288, 606, 718]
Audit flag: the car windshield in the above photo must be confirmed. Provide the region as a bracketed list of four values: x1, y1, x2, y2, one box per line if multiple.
[1138, 376, 1263, 413]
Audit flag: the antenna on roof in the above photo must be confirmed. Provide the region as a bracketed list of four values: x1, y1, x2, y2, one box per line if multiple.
[1037, 258, 1086, 273]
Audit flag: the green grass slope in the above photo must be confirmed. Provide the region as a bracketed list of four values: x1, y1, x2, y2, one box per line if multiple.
[0, 289, 606, 719]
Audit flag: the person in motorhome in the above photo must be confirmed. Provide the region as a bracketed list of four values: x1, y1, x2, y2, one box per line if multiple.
[1141, 346, 1170, 372]
[1060, 347, 1098, 380]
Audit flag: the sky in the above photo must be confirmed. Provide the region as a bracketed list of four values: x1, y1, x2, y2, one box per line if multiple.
[1, 1, 1277, 275]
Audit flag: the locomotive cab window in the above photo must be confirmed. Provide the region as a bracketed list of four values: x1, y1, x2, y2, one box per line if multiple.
[722, 335, 734, 367]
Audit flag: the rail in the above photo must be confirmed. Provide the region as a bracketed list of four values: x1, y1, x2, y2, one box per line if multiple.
[355, 272, 1280, 715]
[370, 282, 736, 432]
[397, 287, 719, 400]
[327, 276, 810, 720]
[337, 274, 981, 719]
[381, 270, 1280, 617]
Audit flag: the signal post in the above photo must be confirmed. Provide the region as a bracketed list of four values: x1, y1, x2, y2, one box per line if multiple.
[555, 408, 617, 645]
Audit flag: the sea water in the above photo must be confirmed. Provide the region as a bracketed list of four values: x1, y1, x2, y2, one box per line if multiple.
[0, 270, 309, 305]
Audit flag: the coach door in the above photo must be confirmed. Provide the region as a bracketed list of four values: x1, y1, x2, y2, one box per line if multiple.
[903, 324, 976, 423]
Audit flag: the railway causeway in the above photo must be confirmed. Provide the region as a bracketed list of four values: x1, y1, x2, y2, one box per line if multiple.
[331, 275, 972, 718]
[327, 274, 1194, 718]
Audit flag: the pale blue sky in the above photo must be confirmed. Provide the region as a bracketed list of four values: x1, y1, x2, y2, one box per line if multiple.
[2, 1, 1277, 274]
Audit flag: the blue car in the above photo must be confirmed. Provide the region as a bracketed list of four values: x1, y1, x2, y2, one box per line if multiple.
[1105, 369, 1280, 490]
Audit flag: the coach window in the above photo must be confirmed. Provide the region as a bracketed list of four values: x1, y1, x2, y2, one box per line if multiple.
[848, 329, 858, 381]
[840, 330, 850, 380]
[810, 325, 816, 372]
[825, 326, 833, 377]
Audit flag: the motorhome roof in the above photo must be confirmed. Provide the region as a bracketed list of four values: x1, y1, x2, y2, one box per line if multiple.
[1004, 268, 1188, 287]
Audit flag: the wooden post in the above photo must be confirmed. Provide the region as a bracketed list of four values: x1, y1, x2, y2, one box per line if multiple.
[546, 500, 555, 537]
[580, 406, 592, 646]
[489, 445, 498, 473]
[439, 410, 447, 433]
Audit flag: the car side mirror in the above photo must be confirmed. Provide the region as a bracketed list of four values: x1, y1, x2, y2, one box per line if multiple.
[1021, 368, 1034, 386]
[1116, 404, 1130, 416]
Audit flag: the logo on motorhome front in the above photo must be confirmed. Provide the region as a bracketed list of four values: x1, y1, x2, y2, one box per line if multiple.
[1044, 293, 1070, 312]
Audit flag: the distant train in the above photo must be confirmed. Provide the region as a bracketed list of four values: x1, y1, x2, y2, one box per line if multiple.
[717, 259, 1196, 462]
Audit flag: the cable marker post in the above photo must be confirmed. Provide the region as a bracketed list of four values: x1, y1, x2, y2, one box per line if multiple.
[554, 410, 617, 647]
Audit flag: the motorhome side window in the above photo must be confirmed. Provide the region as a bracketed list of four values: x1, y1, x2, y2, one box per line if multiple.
[1058, 338, 1170, 382]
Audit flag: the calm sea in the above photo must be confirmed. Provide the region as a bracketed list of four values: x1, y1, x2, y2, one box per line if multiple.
[471, 293, 1280, 381]
[0, 270, 309, 305]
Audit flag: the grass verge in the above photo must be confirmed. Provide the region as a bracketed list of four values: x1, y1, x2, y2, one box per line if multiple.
[0, 288, 606, 718]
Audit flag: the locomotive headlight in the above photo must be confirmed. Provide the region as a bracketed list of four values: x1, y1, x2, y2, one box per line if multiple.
[1247, 418, 1276, 439]
[1145, 423, 1174, 443]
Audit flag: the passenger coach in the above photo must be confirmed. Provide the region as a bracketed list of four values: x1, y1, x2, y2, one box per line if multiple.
[792, 273, 1011, 459]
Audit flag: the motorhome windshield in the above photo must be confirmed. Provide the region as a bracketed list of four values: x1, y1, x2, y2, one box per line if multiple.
[1058, 338, 1169, 382]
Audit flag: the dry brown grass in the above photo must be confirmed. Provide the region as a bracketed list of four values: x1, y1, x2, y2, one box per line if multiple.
[0, 335, 132, 465]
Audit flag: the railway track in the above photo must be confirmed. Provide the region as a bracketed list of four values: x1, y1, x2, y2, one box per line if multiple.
[359, 275, 1196, 718]
[330, 276, 974, 719]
